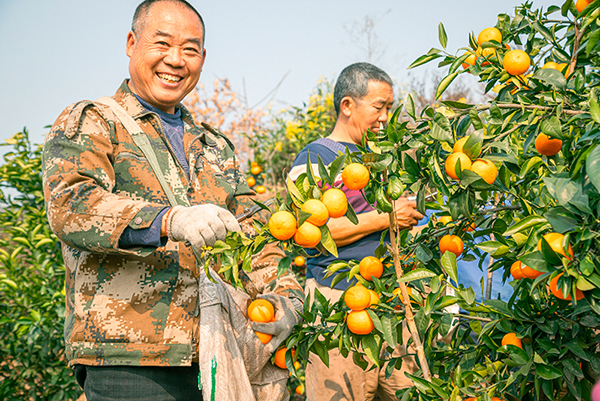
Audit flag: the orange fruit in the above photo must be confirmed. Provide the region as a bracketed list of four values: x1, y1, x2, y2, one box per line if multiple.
[301, 199, 329, 227]
[251, 161, 259, 167]
[274, 347, 294, 369]
[250, 165, 262, 175]
[444, 152, 472, 180]
[453, 136, 481, 158]
[255, 331, 272, 344]
[346, 310, 374, 335]
[510, 261, 526, 280]
[246, 176, 256, 187]
[470, 159, 498, 185]
[268, 211, 297, 241]
[295, 384, 304, 395]
[537, 232, 573, 260]
[368, 289, 380, 307]
[294, 255, 305, 267]
[478, 27, 502, 44]
[294, 361, 301, 370]
[321, 188, 348, 218]
[294, 222, 322, 248]
[342, 163, 370, 190]
[248, 299, 275, 323]
[439, 234, 464, 257]
[462, 51, 478, 69]
[344, 285, 372, 311]
[576, 0, 593, 12]
[501, 332, 523, 349]
[542, 61, 560, 70]
[557, 63, 570, 77]
[255, 185, 266, 194]
[503, 49, 530, 76]
[535, 133, 562, 156]
[517, 261, 544, 279]
[549, 273, 584, 301]
[358, 256, 384, 281]
[438, 215, 453, 225]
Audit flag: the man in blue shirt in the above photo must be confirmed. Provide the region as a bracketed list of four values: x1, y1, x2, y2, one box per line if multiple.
[290, 62, 423, 401]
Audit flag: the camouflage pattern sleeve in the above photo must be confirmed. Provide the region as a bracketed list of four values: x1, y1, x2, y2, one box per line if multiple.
[42, 102, 167, 255]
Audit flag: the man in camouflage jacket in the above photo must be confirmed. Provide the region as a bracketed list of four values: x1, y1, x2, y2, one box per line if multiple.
[42, 1, 303, 400]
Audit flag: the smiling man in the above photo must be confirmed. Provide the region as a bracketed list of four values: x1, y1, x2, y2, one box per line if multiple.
[289, 63, 423, 401]
[42, 1, 303, 400]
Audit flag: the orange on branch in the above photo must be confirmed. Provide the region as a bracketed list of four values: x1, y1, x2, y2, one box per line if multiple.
[321, 188, 348, 218]
[250, 165, 263, 175]
[535, 133, 562, 156]
[342, 163, 370, 190]
[248, 299, 275, 323]
[344, 285, 372, 311]
[268, 211, 297, 241]
[542, 61, 560, 70]
[470, 159, 498, 184]
[576, 0, 594, 12]
[274, 347, 294, 369]
[438, 215, 453, 225]
[445, 152, 472, 180]
[453, 136, 480, 158]
[301, 199, 329, 227]
[461, 51, 477, 69]
[510, 261, 526, 280]
[518, 261, 544, 279]
[294, 222, 322, 248]
[501, 332, 523, 349]
[549, 273, 584, 301]
[358, 256, 384, 281]
[295, 385, 304, 395]
[478, 27, 502, 44]
[294, 255, 305, 267]
[439, 235, 464, 258]
[537, 232, 573, 260]
[503, 49, 530, 75]
[368, 289, 380, 307]
[246, 176, 256, 187]
[346, 310, 374, 335]
[255, 185, 266, 194]
[392, 286, 413, 303]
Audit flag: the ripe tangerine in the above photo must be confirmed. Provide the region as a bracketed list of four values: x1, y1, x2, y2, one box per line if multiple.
[537, 232, 573, 259]
[501, 332, 523, 349]
[274, 347, 294, 369]
[344, 285, 372, 311]
[248, 299, 275, 323]
[445, 152, 472, 180]
[250, 165, 263, 175]
[246, 176, 256, 187]
[535, 133, 562, 157]
[358, 256, 384, 281]
[301, 199, 329, 227]
[346, 310, 374, 335]
[268, 211, 297, 241]
[342, 163, 370, 190]
[255, 185, 266, 194]
[510, 261, 526, 280]
[478, 27, 502, 45]
[294, 222, 322, 248]
[549, 273, 584, 301]
[503, 49, 531, 76]
[439, 234, 464, 258]
[321, 188, 348, 218]
[294, 255, 306, 267]
[470, 159, 498, 185]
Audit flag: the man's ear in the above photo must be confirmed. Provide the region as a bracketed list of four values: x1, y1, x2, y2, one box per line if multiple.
[339, 96, 355, 118]
[126, 31, 136, 58]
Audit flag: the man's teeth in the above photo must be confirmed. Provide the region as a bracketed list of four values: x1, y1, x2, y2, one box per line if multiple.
[158, 73, 182, 83]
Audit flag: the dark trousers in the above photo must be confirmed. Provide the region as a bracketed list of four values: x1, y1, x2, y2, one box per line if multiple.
[74, 364, 204, 401]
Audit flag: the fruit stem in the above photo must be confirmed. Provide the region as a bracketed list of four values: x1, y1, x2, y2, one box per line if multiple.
[382, 170, 432, 381]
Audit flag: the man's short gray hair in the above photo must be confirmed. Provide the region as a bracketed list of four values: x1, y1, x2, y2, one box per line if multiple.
[132, 0, 205, 48]
[333, 62, 393, 116]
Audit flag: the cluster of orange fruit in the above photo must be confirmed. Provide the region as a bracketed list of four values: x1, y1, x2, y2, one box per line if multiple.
[267, 163, 369, 248]
[247, 161, 266, 194]
[510, 232, 586, 301]
[445, 135, 498, 185]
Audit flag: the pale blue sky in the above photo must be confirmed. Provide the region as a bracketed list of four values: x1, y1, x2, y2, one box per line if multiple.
[0, 0, 559, 146]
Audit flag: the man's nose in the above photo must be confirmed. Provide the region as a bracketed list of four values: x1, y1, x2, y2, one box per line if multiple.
[164, 47, 184, 67]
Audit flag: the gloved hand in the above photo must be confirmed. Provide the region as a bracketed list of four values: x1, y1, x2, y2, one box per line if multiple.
[167, 204, 241, 251]
[250, 293, 303, 345]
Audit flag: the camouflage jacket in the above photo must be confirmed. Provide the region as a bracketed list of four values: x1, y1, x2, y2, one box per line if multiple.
[42, 80, 303, 367]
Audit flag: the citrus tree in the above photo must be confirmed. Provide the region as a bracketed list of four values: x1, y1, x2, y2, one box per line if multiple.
[208, 1, 600, 400]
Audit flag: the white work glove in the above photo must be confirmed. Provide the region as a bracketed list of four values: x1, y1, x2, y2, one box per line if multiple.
[167, 205, 241, 251]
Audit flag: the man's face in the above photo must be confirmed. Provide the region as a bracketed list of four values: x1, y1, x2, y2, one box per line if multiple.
[126, 2, 205, 113]
[348, 80, 394, 144]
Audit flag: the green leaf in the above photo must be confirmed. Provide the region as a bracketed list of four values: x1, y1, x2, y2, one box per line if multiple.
[361, 334, 381, 367]
[503, 216, 547, 236]
[317, 155, 332, 187]
[441, 100, 473, 110]
[398, 268, 437, 283]
[540, 116, 562, 139]
[408, 53, 443, 69]
[319, 225, 338, 258]
[532, 68, 566, 90]
[436, 71, 459, 100]
[406, 94, 416, 120]
[519, 251, 548, 272]
[379, 315, 397, 348]
[431, 112, 453, 142]
[415, 244, 433, 263]
[476, 241, 509, 257]
[438, 22, 448, 50]
[329, 154, 347, 184]
[544, 207, 579, 233]
[362, 153, 393, 173]
[532, 20, 555, 43]
[587, 143, 600, 193]
[441, 251, 458, 285]
[535, 364, 562, 380]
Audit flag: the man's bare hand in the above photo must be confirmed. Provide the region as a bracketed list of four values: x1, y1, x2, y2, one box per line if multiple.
[392, 198, 424, 230]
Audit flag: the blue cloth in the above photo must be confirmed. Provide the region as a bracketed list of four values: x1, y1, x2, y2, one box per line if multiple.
[290, 140, 389, 290]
